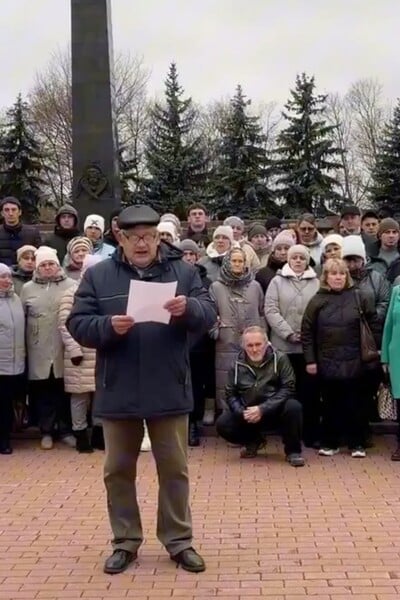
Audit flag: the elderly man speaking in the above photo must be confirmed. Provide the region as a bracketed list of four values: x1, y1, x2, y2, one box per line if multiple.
[67, 205, 216, 575]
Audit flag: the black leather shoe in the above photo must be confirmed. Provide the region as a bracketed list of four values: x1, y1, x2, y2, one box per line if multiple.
[0, 445, 12, 455]
[188, 422, 200, 447]
[103, 549, 136, 574]
[75, 429, 93, 454]
[91, 426, 105, 450]
[170, 547, 206, 572]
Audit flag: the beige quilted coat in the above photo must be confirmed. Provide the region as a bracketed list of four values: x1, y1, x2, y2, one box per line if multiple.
[58, 283, 96, 394]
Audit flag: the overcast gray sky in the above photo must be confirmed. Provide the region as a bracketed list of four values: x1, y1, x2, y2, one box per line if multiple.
[1, 0, 399, 108]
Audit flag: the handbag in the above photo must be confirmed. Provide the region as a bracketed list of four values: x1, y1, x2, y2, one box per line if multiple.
[377, 382, 398, 420]
[354, 289, 379, 363]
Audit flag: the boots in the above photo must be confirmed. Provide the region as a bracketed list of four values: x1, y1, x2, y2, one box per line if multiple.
[75, 429, 93, 453]
[91, 425, 105, 450]
[188, 421, 200, 447]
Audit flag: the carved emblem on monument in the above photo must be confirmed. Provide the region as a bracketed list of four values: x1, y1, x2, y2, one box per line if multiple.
[77, 163, 109, 200]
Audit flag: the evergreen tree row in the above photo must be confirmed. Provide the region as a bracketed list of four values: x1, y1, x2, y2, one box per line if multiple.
[2, 64, 400, 221]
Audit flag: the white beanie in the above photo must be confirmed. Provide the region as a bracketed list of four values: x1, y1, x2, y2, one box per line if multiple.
[84, 214, 105, 234]
[0, 263, 11, 276]
[287, 244, 311, 265]
[157, 221, 178, 241]
[35, 246, 60, 267]
[213, 225, 234, 243]
[321, 234, 344, 254]
[342, 235, 366, 261]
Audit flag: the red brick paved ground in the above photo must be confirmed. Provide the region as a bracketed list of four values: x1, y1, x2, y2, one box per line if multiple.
[1, 435, 400, 599]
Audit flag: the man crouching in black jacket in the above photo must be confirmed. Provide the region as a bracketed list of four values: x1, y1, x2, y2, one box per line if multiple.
[216, 326, 305, 467]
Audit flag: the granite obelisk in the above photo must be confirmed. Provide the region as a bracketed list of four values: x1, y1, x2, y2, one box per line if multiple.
[71, 0, 121, 223]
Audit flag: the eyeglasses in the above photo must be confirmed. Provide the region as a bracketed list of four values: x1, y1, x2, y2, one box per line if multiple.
[121, 231, 157, 245]
[299, 226, 315, 232]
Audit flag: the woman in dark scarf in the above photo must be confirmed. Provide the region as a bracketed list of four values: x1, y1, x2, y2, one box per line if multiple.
[209, 248, 265, 412]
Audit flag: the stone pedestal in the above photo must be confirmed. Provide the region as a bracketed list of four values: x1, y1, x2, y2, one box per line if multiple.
[71, 0, 121, 223]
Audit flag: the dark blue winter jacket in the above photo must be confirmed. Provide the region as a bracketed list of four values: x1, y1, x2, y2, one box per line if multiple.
[66, 243, 217, 420]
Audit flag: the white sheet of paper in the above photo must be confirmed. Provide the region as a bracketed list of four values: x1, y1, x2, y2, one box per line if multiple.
[126, 280, 178, 324]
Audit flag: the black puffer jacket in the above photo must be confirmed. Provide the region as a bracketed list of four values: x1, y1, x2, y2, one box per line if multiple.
[66, 243, 217, 420]
[0, 223, 41, 266]
[367, 239, 400, 283]
[301, 286, 379, 381]
[225, 347, 295, 416]
[351, 267, 390, 331]
[255, 254, 285, 293]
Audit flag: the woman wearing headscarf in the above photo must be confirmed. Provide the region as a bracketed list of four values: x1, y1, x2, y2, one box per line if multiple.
[223, 216, 260, 272]
[0, 264, 25, 454]
[20, 246, 76, 450]
[264, 244, 320, 446]
[210, 247, 265, 412]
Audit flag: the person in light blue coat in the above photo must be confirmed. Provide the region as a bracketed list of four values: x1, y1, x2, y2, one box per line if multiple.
[83, 214, 115, 260]
[0, 263, 25, 454]
[381, 284, 400, 461]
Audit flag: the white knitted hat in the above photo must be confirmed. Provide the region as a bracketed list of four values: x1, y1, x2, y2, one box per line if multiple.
[342, 235, 366, 261]
[35, 246, 60, 267]
[84, 214, 105, 234]
[213, 225, 234, 243]
[321, 234, 344, 254]
[157, 221, 178, 241]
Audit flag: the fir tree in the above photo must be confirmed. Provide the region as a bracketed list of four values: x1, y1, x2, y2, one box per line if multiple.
[212, 85, 275, 218]
[274, 73, 343, 216]
[370, 100, 400, 213]
[118, 147, 137, 207]
[0, 94, 47, 222]
[144, 63, 207, 218]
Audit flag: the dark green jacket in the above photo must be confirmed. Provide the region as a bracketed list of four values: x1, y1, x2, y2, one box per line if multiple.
[225, 347, 295, 417]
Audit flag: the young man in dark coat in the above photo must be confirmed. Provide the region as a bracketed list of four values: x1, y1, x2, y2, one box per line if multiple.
[216, 326, 305, 467]
[44, 204, 80, 262]
[0, 197, 41, 266]
[67, 205, 216, 575]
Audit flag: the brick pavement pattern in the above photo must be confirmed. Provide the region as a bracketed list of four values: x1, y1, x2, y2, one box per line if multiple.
[1, 436, 400, 599]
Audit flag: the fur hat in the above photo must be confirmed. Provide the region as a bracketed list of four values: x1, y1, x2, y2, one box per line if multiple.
[178, 239, 200, 255]
[84, 214, 105, 234]
[223, 216, 245, 230]
[66, 236, 93, 256]
[378, 217, 400, 236]
[213, 225, 234, 243]
[321, 234, 344, 254]
[287, 244, 311, 265]
[272, 231, 295, 250]
[35, 246, 60, 267]
[157, 221, 178, 241]
[342, 235, 366, 261]
[17, 245, 37, 262]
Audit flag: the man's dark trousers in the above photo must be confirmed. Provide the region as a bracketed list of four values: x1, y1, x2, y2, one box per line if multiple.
[216, 398, 303, 454]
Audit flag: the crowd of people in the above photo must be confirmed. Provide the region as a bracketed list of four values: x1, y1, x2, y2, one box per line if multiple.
[0, 195, 400, 461]
[2, 194, 400, 574]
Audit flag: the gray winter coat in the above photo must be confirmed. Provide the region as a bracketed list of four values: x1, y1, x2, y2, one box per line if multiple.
[353, 267, 390, 330]
[264, 264, 319, 354]
[20, 272, 76, 380]
[210, 279, 265, 407]
[66, 244, 217, 420]
[0, 290, 25, 376]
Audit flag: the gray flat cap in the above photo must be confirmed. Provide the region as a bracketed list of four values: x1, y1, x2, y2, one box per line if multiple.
[118, 205, 160, 229]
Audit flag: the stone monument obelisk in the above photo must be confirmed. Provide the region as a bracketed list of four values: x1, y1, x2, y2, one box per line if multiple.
[71, 0, 121, 223]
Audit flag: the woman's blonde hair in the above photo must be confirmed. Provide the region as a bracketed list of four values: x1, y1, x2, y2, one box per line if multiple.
[320, 258, 353, 289]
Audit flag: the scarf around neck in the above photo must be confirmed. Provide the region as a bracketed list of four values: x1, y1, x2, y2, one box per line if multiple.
[219, 253, 253, 287]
